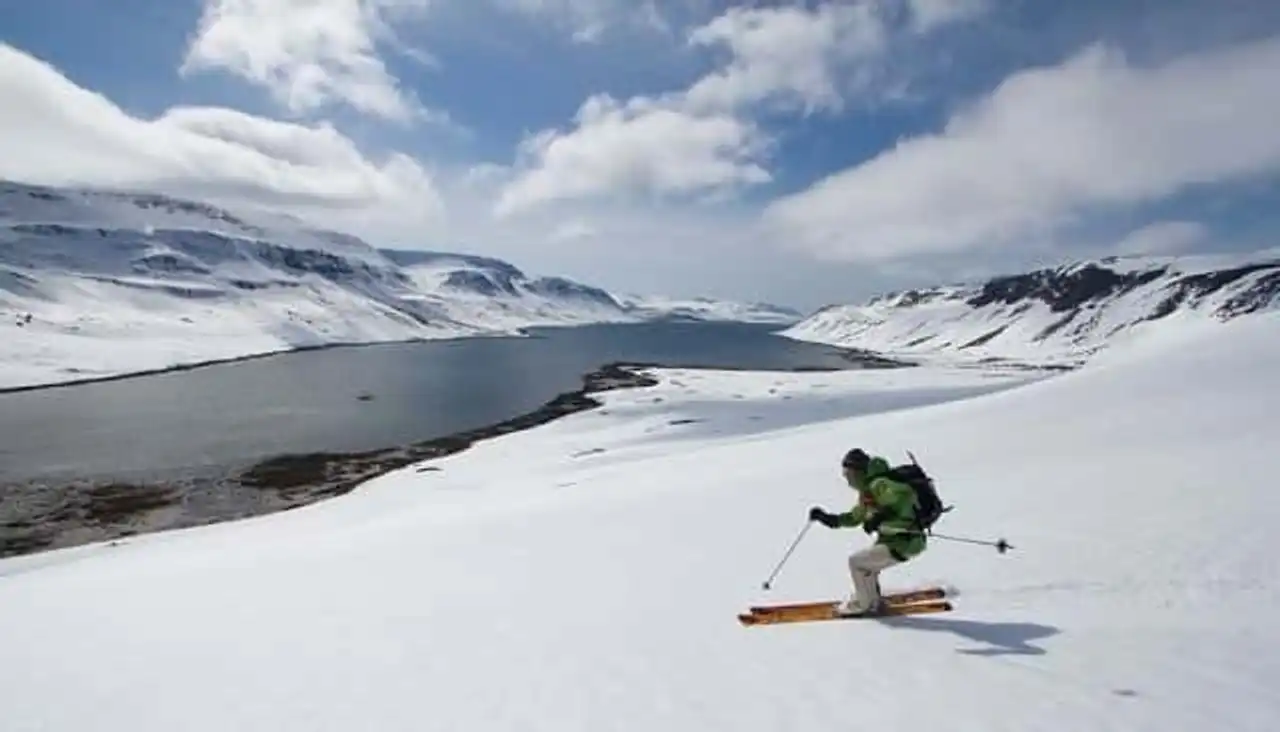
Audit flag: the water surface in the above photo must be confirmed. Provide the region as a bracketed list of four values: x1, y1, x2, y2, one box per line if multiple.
[0, 322, 867, 483]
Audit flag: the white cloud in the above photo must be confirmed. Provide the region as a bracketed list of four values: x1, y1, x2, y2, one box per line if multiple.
[495, 0, 986, 50]
[684, 2, 888, 114]
[181, 0, 433, 122]
[1114, 221, 1209, 256]
[764, 37, 1280, 262]
[682, 0, 993, 114]
[494, 94, 769, 216]
[433, 180, 844, 310]
[0, 42, 795, 306]
[907, 0, 990, 33]
[493, 0, 991, 216]
[0, 43, 443, 228]
[498, 0, 672, 43]
[549, 219, 597, 242]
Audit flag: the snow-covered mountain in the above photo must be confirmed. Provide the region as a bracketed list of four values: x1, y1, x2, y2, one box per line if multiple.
[0, 180, 797, 389]
[378, 248, 639, 328]
[380, 251, 803, 326]
[614, 292, 802, 324]
[782, 252, 1280, 367]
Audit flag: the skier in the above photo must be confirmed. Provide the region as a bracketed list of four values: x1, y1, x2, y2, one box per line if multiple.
[807, 448, 927, 616]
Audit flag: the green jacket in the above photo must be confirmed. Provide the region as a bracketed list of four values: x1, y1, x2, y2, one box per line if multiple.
[835, 456, 926, 560]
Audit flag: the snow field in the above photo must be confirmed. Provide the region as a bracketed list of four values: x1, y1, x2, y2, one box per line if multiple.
[0, 313, 1277, 731]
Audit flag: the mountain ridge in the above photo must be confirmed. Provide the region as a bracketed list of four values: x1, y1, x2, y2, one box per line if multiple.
[782, 251, 1280, 368]
[0, 179, 799, 389]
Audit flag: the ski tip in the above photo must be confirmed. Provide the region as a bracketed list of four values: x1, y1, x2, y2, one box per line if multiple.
[893, 583, 959, 599]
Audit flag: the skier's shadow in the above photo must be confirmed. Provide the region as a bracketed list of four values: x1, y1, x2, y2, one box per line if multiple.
[878, 616, 1060, 656]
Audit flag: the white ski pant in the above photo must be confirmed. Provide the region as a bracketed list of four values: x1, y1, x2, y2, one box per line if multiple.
[846, 544, 901, 612]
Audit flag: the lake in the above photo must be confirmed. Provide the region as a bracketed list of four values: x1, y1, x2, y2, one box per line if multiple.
[0, 321, 873, 485]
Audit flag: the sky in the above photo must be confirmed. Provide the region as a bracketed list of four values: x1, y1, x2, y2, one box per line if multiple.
[2, 0, 1279, 310]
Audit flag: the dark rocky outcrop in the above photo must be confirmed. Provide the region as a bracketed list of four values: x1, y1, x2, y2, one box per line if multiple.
[442, 269, 521, 297]
[966, 264, 1171, 313]
[379, 249, 526, 282]
[959, 259, 1279, 321]
[527, 276, 621, 308]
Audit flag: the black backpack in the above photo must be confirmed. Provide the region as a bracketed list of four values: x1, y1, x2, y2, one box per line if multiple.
[881, 451, 951, 533]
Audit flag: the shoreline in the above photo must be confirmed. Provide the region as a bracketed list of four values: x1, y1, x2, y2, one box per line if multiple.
[0, 362, 660, 559]
[0, 328, 920, 560]
[0, 332, 522, 395]
[0, 319, 812, 395]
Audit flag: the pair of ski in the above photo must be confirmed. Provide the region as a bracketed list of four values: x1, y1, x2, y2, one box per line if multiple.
[738, 586, 951, 626]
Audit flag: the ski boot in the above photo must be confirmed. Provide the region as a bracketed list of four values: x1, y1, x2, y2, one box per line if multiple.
[835, 596, 886, 618]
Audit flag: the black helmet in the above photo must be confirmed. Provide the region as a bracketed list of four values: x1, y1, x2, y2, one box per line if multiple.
[841, 448, 870, 471]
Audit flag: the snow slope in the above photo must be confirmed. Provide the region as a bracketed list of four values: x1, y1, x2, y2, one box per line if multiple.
[783, 251, 1280, 367]
[0, 180, 798, 389]
[2, 308, 1277, 731]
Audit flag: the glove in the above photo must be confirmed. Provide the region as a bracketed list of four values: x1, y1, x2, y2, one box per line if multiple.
[808, 506, 840, 528]
[863, 511, 887, 534]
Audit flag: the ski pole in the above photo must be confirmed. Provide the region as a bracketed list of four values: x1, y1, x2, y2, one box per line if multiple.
[761, 520, 812, 590]
[929, 532, 1014, 553]
[882, 527, 1013, 553]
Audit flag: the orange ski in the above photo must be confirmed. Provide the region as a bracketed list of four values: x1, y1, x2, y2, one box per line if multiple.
[738, 599, 952, 626]
[747, 587, 946, 616]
